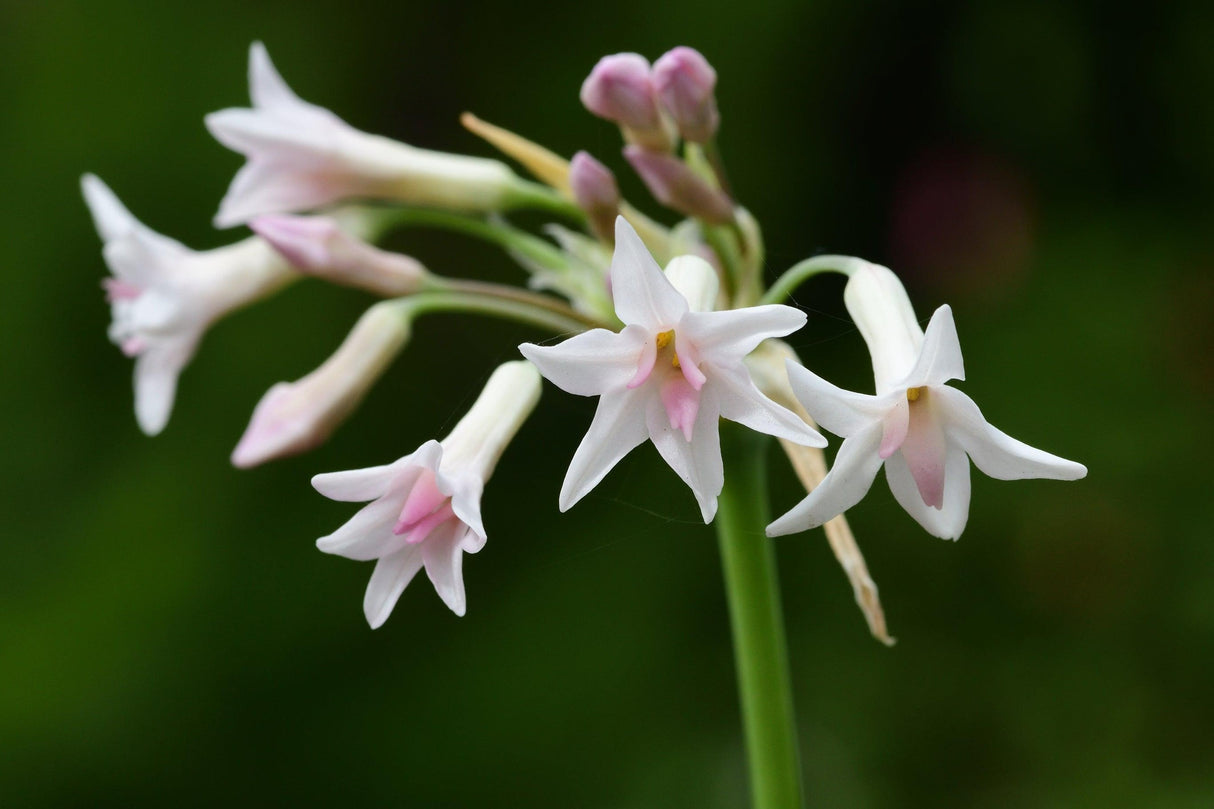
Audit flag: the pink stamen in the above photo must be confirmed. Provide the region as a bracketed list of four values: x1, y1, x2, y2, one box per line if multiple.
[673, 333, 706, 390]
[879, 397, 910, 459]
[395, 502, 455, 544]
[900, 389, 946, 509]
[103, 278, 142, 302]
[394, 469, 449, 533]
[661, 375, 700, 442]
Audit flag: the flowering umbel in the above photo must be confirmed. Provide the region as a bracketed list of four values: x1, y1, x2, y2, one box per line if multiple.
[84, 41, 1086, 652]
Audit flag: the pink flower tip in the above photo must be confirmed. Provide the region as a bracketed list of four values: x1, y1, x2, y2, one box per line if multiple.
[623, 145, 734, 224]
[251, 214, 341, 271]
[652, 46, 719, 142]
[579, 53, 661, 131]
[230, 382, 316, 468]
[569, 151, 620, 210]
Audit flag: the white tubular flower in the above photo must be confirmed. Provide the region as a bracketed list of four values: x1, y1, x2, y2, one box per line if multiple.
[82, 174, 294, 436]
[206, 42, 521, 228]
[520, 217, 824, 523]
[313, 361, 541, 627]
[767, 262, 1087, 540]
[231, 302, 411, 468]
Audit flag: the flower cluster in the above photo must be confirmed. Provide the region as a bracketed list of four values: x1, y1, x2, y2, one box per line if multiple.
[83, 43, 1085, 635]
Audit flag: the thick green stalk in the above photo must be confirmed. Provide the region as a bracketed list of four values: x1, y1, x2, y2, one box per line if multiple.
[716, 426, 804, 809]
[758, 254, 862, 306]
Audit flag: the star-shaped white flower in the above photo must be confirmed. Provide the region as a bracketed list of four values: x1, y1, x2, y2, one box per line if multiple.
[767, 265, 1086, 540]
[206, 42, 519, 228]
[313, 361, 540, 627]
[520, 218, 825, 523]
[82, 174, 292, 435]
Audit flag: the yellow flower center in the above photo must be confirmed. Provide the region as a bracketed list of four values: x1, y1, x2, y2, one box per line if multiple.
[656, 329, 681, 368]
[906, 386, 926, 403]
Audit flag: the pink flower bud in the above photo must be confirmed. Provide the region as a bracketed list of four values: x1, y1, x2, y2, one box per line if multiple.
[652, 47, 720, 143]
[569, 151, 621, 242]
[252, 214, 428, 297]
[580, 54, 674, 151]
[623, 146, 734, 225]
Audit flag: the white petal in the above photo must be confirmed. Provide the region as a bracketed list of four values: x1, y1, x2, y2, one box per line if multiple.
[902, 305, 965, 387]
[311, 458, 416, 503]
[766, 422, 884, 536]
[422, 522, 468, 616]
[248, 42, 302, 110]
[609, 217, 687, 328]
[713, 365, 826, 447]
[680, 305, 806, 359]
[445, 476, 486, 541]
[645, 386, 724, 522]
[519, 325, 648, 397]
[559, 386, 651, 511]
[884, 442, 971, 539]
[784, 360, 892, 438]
[212, 159, 333, 228]
[81, 174, 139, 242]
[132, 338, 196, 435]
[935, 387, 1087, 481]
[205, 108, 339, 158]
[363, 545, 425, 629]
[103, 226, 192, 287]
[315, 494, 408, 561]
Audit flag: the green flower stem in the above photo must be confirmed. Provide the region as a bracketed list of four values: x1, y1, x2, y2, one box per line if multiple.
[429, 277, 607, 331]
[716, 425, 804, 809]
[387, 208, 574, 270]
[759, 255, 864, 306]
[389, 290, 589, 336]
[503, 179, 587, 221]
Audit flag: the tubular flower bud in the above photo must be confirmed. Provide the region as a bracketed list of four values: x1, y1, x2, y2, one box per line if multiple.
[82, 174, 294, 436]
[207, 43, 521, 228]
[312, 361, 542, 625]
[521, 218, 823, 523]
[580, 53, 674, 152]
[767, 263, 1087, 540]
[569, 151, 621, 243]
[251, 214, 429, 297]
[231, 302, 411, 468]
[623, 146, 734, 225]
[652, 46, 720, 143]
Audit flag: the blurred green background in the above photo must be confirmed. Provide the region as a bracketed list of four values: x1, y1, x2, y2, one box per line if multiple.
[2, 0, 1211, 806]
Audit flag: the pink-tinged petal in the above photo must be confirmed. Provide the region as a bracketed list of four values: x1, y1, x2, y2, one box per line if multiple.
[394, 468, 448, 529]
[652, 47, 720, 143]
[81, 174, 140, 242]
[660, 374, 701, 441]
[627, 333, 658, 388]
[903, 305, 965, 387]
[879, 395, 910, 459]
[250, 214, 338, 269]
[316, 494, 410, 561]
[104, 278, 142, 302]
[363, 545, 426, 629]
[679, 305, 806, 361]
[397, 502, 455, 542]
[248, 42, 302, 110]
[132, 338, 195, 436]
[713, 365, 826, 447]
[609, 217, 688, 329]
[623, 147, 735, 225]
[520, 324, 648, 397]
[784, 360, 892, 438]
[311, 461, 411, 503]
[900, 389, 948, 508]
[212, 159, 339, 228]
[934, 387, 1088, 481]
[120, 338, 146, 357]
[421, 522, 469, 616]
[884, 443, 971, 540]
[672, 331, 707, 390]
[579, 53, 661, 131]
[645, 386, 724, 522]
[766, 422, 885, 537]
[559, 386, 651, 511]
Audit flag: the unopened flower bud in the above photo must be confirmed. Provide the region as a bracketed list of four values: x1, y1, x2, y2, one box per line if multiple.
[580, 53, 673, 152]
[652, 47, 720, 143]
[569, 151, 621, 242]
[231, 302, 410, 467]
[623, 146, 734, 224]
[663, 255, 719, 313]
[251, 214, 429, 297]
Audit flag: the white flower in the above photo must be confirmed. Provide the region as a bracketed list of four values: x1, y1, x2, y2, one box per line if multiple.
[206, 42, 521, 228]
[767, 262, 1087, 540]
[313, 361, 541, 627]
[81, 174, 293, 435]
[520, 217, 825, 523]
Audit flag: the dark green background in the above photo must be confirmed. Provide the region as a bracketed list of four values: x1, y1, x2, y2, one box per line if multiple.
[2, 0, 1211, 805]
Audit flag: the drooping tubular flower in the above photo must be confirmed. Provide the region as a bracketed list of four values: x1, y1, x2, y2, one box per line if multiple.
[82, 174, 296, 435]
[767, 261, 1087, 540]
[206, 43, 528, 228]
[520, 217, 825, 523]
[313, 361, 541, 627]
